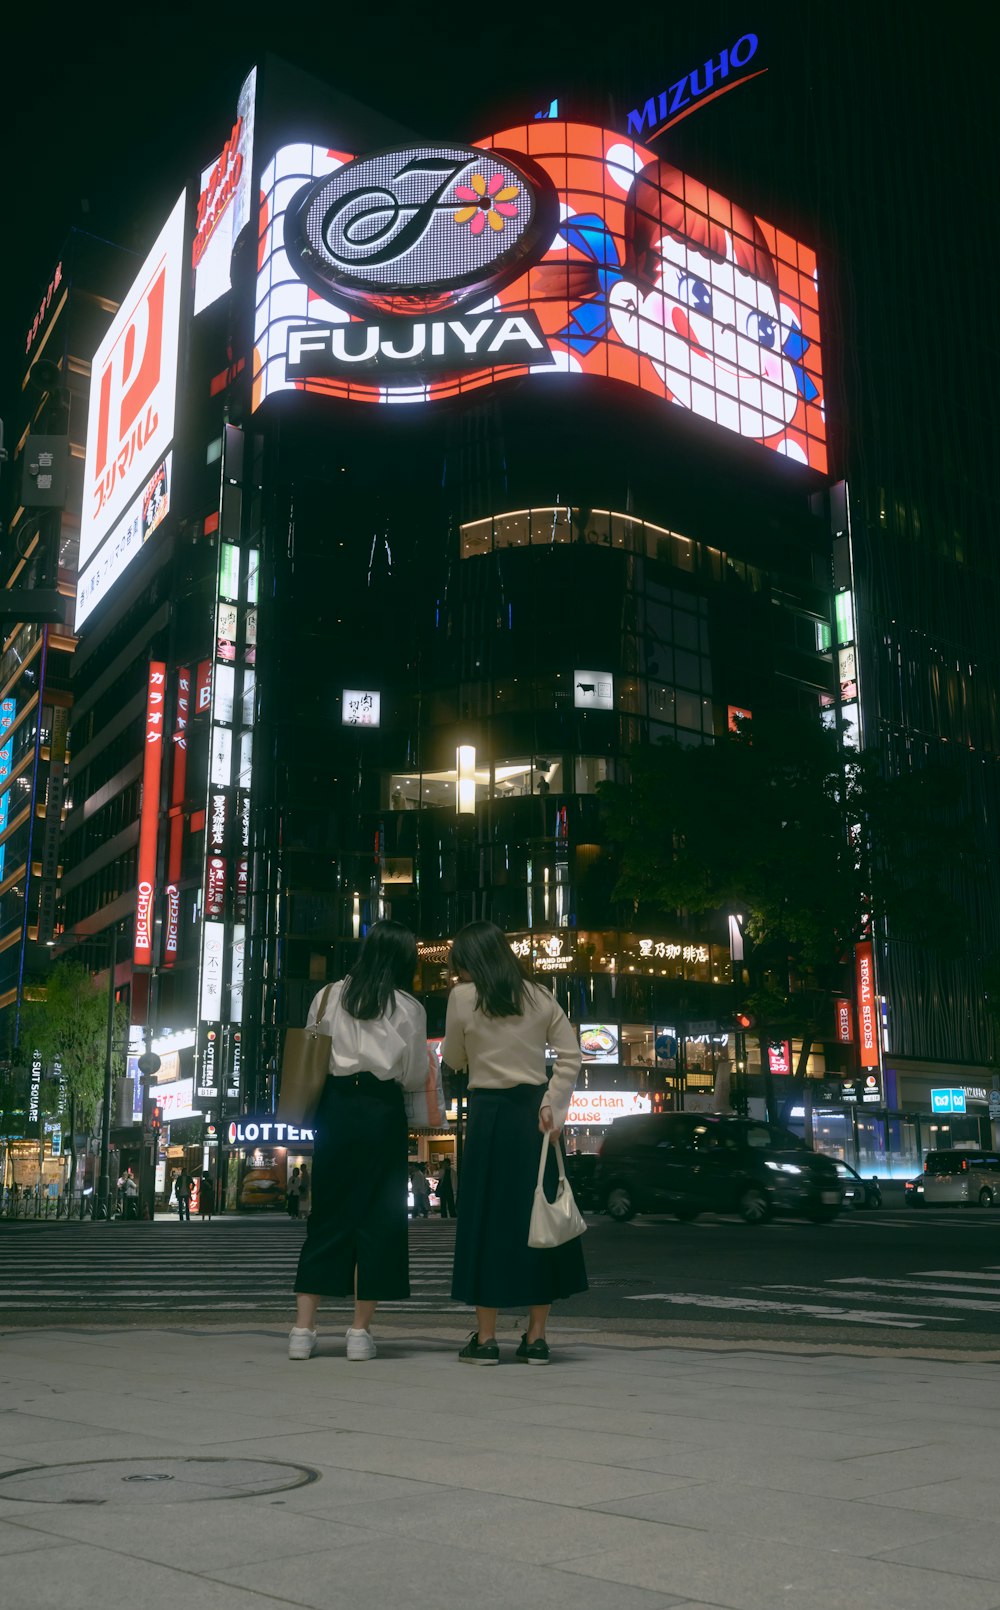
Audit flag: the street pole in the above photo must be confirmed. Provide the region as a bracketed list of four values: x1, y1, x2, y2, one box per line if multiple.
[96, 924, 118, 1221]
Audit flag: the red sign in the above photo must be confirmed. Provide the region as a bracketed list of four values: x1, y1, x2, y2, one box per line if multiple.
[163, 883, 181, 964]
[25, 261, 63, 355]
[196, 660, 212, 713]
[835, 998, 853, 1043]
[767, 1041, 791, 1076]
[206, 856, 227, 918]
[193, 116, 244, 269]
[855, 942, 879, 1069]
[134, 662, 166, 966]
[727, 705, 752, 733]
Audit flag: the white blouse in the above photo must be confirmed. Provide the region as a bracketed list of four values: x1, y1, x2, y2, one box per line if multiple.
[441, 981, 582, 1128]
[306, 980, 428, 1091]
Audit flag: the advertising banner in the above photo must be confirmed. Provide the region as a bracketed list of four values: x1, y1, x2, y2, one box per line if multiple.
[193, 67, 257, 315]
[79, 191, 185, 587]
[253, 124, 825, 471]
[835, 998, 853, 1043]
[0, 696, 17, 881]
[134, 662, 166, 967]
[855, 942, 879, 1069]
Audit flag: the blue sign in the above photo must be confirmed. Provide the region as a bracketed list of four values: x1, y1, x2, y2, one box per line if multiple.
[931, 1088, 966, 1114]
[627, 34, 762, 142]
[0, 696, 16, 881]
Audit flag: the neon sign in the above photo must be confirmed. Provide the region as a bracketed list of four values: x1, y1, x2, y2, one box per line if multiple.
[626, 34, 764, 142]
[254, 122, 825, 470]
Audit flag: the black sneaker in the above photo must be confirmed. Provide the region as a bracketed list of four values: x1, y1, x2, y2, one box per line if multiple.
[458, 1332, 500, 1365]
[515, 1332, 550, 1365]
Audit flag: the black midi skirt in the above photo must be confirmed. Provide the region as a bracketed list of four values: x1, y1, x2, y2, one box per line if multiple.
[452, 1083, 588, 1308]
[294, 1072, 410, 1300]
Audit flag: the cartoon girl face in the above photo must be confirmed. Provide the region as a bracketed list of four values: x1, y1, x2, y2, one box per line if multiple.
[609, 233, 798, 438]
[603, 160, 801, 441]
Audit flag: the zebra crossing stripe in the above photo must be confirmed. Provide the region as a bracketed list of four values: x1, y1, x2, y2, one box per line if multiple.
[623, 1292, 929, 1326]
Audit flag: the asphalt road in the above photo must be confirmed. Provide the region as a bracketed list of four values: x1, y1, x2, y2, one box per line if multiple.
[2, 1201, 999, 1349]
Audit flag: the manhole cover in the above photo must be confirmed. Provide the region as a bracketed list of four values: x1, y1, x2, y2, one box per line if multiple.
[0, 1457, 319, 1506]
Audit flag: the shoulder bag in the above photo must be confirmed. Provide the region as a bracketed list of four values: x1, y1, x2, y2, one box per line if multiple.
[404, 1044, 449, 1130]
[528, 1132, 588, 1249]
[275, 984, 335, 1126]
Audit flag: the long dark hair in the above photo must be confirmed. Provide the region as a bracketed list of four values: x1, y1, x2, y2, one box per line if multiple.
[341, 920, 417, 1020]
[450, 920, 534, 1018]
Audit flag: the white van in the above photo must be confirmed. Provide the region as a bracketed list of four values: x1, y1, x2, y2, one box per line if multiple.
[922, 1149, 1000, 1207]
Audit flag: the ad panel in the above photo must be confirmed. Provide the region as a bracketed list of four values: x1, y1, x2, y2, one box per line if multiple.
[134, 662, 166, 967]
[253, 123, 825, 470]
[79, 191, 186, 576]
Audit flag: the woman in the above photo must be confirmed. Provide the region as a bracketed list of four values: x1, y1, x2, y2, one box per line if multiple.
[289, 920, 427, 1362]
[297, 1163, 310, 1218]
[442, 920, 586, 1365]
[287, 1167, 301, 1219]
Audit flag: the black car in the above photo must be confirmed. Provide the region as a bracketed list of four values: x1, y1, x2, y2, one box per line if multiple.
[597, 1113, 843, 1225]
[834, 1162, 882, 1209]
[563, 1152, 601, 1212]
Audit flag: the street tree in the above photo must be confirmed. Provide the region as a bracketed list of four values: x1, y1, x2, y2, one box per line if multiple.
[20, 960, 127, 1198]
[599, 710, 971, 1116]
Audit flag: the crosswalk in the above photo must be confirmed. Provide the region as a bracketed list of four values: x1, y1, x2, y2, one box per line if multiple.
[0, 1218, 463, 1314]
[625, 1264, 1000, 1329]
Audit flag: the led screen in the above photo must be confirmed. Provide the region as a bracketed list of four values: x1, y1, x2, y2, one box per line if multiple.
[253, 123, 825, 470]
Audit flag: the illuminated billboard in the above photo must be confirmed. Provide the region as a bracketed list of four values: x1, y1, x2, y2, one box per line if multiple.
[193, 68, 257, 316]
[254, 123, 825, 470]
[77, 192, 185, 627]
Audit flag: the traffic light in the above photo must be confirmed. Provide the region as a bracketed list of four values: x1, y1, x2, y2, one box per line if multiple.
[735, 1010, 756, 1031]
[143, 1090, 162, 1136]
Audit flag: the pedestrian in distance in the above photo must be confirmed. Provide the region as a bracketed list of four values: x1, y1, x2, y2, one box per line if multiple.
[298, 1163, 310, 1218]
[175, 1169, 192, 1222]
[200, 1171, 214, 1221]
[410, 1163, 431, 1218]
[289, 919, 429, 1364]
[287, 1166, 302, 1219]
[123, 1167, 139, 1220]
[437, 1155, 457, 1218]
[442, 920, 587, 1366]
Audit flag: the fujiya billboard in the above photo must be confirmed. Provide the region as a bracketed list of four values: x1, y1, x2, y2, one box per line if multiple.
[253, 123, 825, 470]
[77, 191, 186, 628]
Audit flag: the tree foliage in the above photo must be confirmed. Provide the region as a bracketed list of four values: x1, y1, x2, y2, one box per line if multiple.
[599, 711, 972, 1051]
[20, 960, 126, 1129]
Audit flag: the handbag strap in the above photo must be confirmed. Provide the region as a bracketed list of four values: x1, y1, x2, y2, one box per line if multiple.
[535, 1130, 568, 1191]
[308, 982, 336, 1038]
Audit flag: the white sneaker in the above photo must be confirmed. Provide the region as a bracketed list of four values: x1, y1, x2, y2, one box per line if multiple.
[346, 1327, 376, 1361]
[288, 1326, 317, 1360]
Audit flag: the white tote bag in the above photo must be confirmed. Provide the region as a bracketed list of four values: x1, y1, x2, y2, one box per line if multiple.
[528, 1133, 588, 1249]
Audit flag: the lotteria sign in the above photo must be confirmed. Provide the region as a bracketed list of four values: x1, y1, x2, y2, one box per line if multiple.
[253, 121, 826, 469]
[228, 1116, 315, 1147]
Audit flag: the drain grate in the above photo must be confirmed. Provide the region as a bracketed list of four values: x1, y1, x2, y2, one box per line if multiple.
[0, 1457, 319, 1506]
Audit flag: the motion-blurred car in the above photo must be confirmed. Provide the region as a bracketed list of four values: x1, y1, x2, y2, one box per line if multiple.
[922, 1149, 1000, 1207]
[238, 1171, 286, 1210]
[563, 1153, 601, 1212]
[904, 1174, 925, 1207]
[597, 1113, 843, 1225]
[835, 1162, 883, 1209]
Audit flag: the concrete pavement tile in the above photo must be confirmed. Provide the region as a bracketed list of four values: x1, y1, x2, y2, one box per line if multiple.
[619, 1445, 947, 1498]
[317, 1486, 677, 1564]
[0, 1517, 73, 1555]
[234, 1430, 700, 1505]
[876, 1526, 1000, 1580]
[875, 1478, 1000, 1521]
[585, 1480, 964, 1556]
[554, 1526, 1000, 1609]
[0, 1540, 324, 1610]
[209, 1534, 692, 1610]
[6, 1502, 379, 1570]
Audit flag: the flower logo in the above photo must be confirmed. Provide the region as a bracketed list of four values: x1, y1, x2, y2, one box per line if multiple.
[454, 172, 520, 235]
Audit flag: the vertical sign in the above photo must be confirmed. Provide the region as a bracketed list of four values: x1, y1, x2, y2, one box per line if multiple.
[37, 702, 69, 944]
[28, 1049, 42, 1126]
[855, 942, 879, 1069]
[835, 998, 853, 1042]
[134, 662, 166, 966]
[767, 1041, 791, 1076]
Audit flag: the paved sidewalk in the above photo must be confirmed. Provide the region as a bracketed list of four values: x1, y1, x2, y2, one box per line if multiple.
[1, 1318, 998, 1610]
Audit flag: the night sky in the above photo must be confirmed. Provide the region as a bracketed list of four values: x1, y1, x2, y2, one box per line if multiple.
[3, 1, 997, 518]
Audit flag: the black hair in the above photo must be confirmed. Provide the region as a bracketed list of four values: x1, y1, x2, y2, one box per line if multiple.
[450, 920, 534, 1018]
[341, 920, 418, 1020]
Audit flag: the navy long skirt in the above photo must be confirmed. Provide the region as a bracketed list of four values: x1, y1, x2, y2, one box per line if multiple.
[294, 1072, 410, 1300]
[452, 1084, 588, 1308]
